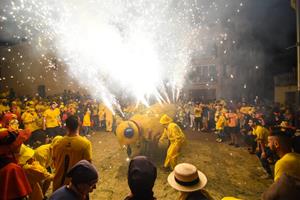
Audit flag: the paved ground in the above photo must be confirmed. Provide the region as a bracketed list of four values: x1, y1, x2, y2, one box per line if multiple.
[88, 129, 272, 200]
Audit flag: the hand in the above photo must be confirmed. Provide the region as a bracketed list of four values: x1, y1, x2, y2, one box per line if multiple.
[255, 147, 260, 153]
[261, 152, 266, 159]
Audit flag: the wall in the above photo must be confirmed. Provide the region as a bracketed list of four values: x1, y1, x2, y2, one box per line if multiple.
[274, 85, 297, 104]
[0, 42, 87, 96]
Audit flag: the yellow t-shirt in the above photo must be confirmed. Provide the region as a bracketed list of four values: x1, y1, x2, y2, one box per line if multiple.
[43, 108, 60, 128]
[34, 144, 52, 169]
[253, 125, 269, 144]
[52, 135, 92, 191]
[82, 111, 91, 127]
[216, 115, 226, 130]
[194, 107, 202, 118]
[21, 111, 40, 132]
[274, 152, 300, 181]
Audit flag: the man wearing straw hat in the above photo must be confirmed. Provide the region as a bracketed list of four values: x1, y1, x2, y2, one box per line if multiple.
[159, 114, 185, 170]
[167, 163, 213, 200]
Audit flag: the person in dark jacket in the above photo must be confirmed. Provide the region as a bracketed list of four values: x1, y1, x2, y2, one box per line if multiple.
[124, 156, 157, 200]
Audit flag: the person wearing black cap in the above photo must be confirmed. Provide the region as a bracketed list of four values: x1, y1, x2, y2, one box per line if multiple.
[49, 160, 98, 200]
[124, 156, 157, 200]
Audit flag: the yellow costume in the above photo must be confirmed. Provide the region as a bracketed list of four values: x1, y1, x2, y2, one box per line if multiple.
[104, 106, 113, 132]
[52, 135, 92, 191]
[19, 145, 53, 200]
[159, 114, 185, 169]
[82, 110, 91, 127]
[98, 103, 105, 127]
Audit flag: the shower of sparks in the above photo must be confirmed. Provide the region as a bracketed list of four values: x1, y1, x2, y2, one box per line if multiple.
[0, 0, 246, 111]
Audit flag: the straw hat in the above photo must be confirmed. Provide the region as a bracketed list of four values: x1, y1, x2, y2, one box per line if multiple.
[168, 163, 207, 192]
[159, 114, 173, 125]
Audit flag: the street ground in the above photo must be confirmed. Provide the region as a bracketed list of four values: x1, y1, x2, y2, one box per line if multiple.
[88, 129, 272, 200]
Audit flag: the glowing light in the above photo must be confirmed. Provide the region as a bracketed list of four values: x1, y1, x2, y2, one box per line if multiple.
[1, 0, 247, 112]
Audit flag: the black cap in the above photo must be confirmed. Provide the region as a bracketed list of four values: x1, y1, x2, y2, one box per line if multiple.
[128, 156, 157, 197]
[67, 160, 98, 184]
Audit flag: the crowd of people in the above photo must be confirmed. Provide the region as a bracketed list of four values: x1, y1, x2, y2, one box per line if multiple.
[1, 90, 300, 199]
[176, 100, 300, 179]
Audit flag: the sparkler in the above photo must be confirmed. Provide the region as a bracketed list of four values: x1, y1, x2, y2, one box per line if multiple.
[0, 0, 246, 111]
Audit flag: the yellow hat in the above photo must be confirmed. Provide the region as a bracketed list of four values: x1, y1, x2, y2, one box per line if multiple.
[18, 144, 35, 165]
[116, 121, 139, 145]
[159, 114, 173, 125]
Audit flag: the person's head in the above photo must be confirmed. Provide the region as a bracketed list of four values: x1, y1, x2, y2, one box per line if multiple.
[67, 160, 99, 196]
[128, 156, 157, 198]
[268, 129, 292, 157]
[66, 115, 79, 133]
[262, 173, 300, 200]
[50, 101, 58, 109]
[159, 114, 173, 127]
[168, 163, 207, 195]
[0, 128, 31, 156]
[248, 118, 259, 128]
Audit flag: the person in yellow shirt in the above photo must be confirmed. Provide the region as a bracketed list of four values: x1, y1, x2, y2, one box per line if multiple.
[104, 105, 113, 132]
[216, 111, 227, 143]
[43, 102, 61, 138]
[193, 103, 202, 132]
[22, 108, 46, 148]
[159, 114, 185, 170]
[98, 103, 105, 129]
[249, 118, 273, 178]
[18, 144, 53, 200]
[91, 102, 99, 131]
[52, 115, 92, 192]
[81, 107, 91, 136]
[268, 130, 300, 181]
[34, 136, 63, 170]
